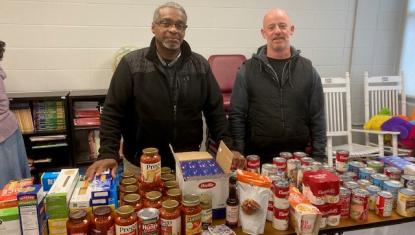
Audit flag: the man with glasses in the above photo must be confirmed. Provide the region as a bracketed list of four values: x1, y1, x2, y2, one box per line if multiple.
[229, 8, 326, 164]
[86, 2, 236, 179]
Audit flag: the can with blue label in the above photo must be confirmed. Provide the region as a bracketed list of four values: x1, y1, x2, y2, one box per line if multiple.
[348, 161, 366, 175]
[370, 173, 389, 188]
[383, 180, 403, 207]
[359, 167, 376, 180]
[367, 160, 384, 173]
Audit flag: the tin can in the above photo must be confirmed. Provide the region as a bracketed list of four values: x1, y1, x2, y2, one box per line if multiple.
[350, 189, 369, 221]
[339, 187, 351, 218]
[322, 164, 336, 173]
[138, 208, 160, 235]
[384, 167, 401, 181]
[287, 159, 301, 185]
[335, 150, 349, 173]
[367, 160, 384, 173]
[293, 152, 307, 160]
[407, 181, 415, 190]
[366, 185, 381, 211]
[370, 173, 389, 188]
[375, 191, 393, 217]
[310, 161, 323, 171]
[273, 180, 290, 200]
[261, 163, 278, 177]
[344, 171, 358, 181]
[383, 180, 403, 207]
[273, 157, 287, 173]
[359, 167, 376, 180]
[279, 152, 293, 160]
[300, 157, 314, 166]
[297, 165, 313, 191]
[348, 161, 366, 175]
[396, 188, 415, 217]
[272, 207, 289, 230]
[246, 155, 260, 173]
[344, 181, 359, 191]
[401, 174, 415, 188]
[357, 179, 371, 189]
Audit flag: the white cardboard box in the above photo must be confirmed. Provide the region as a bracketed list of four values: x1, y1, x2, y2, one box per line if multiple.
[173, 141, 233, 218]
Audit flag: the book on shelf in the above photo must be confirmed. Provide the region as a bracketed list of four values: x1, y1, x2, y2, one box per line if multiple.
[10, 102, 35, 134]
[74, 117, 100, 127]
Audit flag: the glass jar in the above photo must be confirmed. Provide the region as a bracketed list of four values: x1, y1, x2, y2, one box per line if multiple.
[122, 193, 143, 213]
[182, 194, 202, 235]
[161, 166, 172, 175]
[114, 205, 137, 235]
[163, 180, 179, 196]
[167, 188, 182, 204]
[90, 205, 115, 234]
[120, 184, 139, 202]
[122, 171, 136, 180]
[140, 147, 161, 184]
[67, 209, 89, 235]
[144, 191, 163, 209]
[160, 199, 181, 235]
[200, 194, 212, 230]
[161, 173, 176, 182]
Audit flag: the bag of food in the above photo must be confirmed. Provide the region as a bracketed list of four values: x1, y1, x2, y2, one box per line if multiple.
[237, 170, 272, 235]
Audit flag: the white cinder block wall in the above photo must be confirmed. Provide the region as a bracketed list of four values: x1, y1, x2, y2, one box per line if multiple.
[0, 0, 407, 125]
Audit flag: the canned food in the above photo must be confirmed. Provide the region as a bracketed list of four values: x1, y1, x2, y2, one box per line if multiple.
[138, 208, 160, 235]
[359, 167, 376, 180]
[297, 165, 313, 191]
[370, 173, 389, 188]
[367, 160, 384, 173]
[273, 157, 287, 174]
[383, 180, 403, 207]
[261, 163, 278, 177]
[279, 152, 293, 160]
[407, 181, 415, 190]
[348, 161, 366, 174]
[344, 181, 359, 191]
[375, 191, 393, 217]
[287, 159, 301, 185]
[246, 155, 260, 173]
[273, 180, 290, 200]
[335, 150, 349, 173]
[396, 188, 415, 217]
[339, 187, 351, 218]
[310, 161, 323, 171]
[293, 152, 307, 160]
[366, 185, 381, 211]
[322, 164, 336, 173]
[300, 157, 314, 166]
[384, 166, 401, 181]
[343, 171, 358, 181]
[350, 189, 369, 221]
[272, 207, 289, 230]
[357, 179, 371, 189]
[401, 174, 415, 188]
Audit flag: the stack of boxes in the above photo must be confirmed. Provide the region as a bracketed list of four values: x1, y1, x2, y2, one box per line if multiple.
[17, 184, 48, 235]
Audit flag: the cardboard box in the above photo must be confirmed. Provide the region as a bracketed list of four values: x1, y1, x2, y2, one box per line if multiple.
[0, 207, 21, 235]
[0, 178, 33, 209]
[17, 184, 48, 235]
[91, 171, 112, 199]
[41, 171, 60, 192]
[48, 218, 67, 235]
[173, 141, 233, 219]
[46, 169, 79, 219]
[69, 180, 92, 212]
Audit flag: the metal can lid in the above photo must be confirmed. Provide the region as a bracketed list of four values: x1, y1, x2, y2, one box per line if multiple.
[69, 209, 87, 220]
[94, 205, 112, 216]
[246, 155, 260, 161]
[142, 147, 159, 155]
[293, 152, 307, 158]
[357, 179, 371, 186]
[367, 160, 383, 167]
[273, 157, 286, 162]
[279, 152, 293, 158]
[402, 174, 415, 180]
[145, 191, 162, 201]
[122, 171, 135, 179]
[116, 205, 135, 216]
[366, 185, 381, 193]
[164, 180, 178, 189]
[167, 188, 182, 197]
[399, 187, 415, 196]
[161, 173, 175, 182]
[123, 193, 140, 203]
[262, 163, 277, 170]
[183, 194, 200, 206]
[361, 167, 376, 174]
[349, 161, 366, 168]
[340, 187, 351, 195]
[124, 185, 139, 193]
[384, 180, 403, 188]
[352, 188, 370, 196]
[344, 181, 359, 189]
[378, 190, 393, 198]
[162, 199, 179, 210]
[138, 208, 159, 219]
[371, 173, 389, 181]
[336, 150, 349, 155]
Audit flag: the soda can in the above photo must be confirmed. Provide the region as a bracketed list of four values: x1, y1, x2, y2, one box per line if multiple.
[348, 161, 366, 175]
[339, 187, 351, 218]
[350, 188, 369, 222]
[246, 155, 260, 173]
[384, 166, 402, 181]
[335, 150, 349, 173]
[370, 173, 389, 188]
[279, 152, 293, 160]
[357, 179, 371, 189]
[367, 160, 384, 173]
[359, 167, 376, 180]
[261, 163, 278, 177]
[375, 191, 393, 217]
[273, 157, 287, 173]
[366, 185, 381, 211]
[293, 152, 307, 160]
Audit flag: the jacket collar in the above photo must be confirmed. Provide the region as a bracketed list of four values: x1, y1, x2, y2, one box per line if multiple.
[145, 37, 192, 66]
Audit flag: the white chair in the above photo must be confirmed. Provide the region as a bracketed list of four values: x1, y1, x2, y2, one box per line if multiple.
[323, 73, 393, 166]
[363, 71, 408, 156]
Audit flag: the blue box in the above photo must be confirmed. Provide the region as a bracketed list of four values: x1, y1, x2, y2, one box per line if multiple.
[41, 172, 60, 192]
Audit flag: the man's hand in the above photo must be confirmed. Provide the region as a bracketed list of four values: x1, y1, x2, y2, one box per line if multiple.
[86, 159, 118, 181]
[231, 151, 246, 170]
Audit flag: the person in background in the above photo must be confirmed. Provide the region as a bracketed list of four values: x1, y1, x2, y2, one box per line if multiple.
[86, 2, 244, 180]
[229, 8, 326, 163]
[0, 40, 31, 188]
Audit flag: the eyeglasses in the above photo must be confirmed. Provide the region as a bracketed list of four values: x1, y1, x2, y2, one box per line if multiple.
[156, 20, 188, 31]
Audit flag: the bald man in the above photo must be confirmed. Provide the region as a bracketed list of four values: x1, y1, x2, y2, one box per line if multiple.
[229, 8, 326, 163]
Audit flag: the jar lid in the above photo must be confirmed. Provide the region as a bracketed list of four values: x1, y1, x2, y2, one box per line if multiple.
[143, 147, 159, 155]
[123, 193, 140, 203]
[162, 199, 179, 210]
[122, 171, 135, 179]
[161, 166, 172, 174]
[161, 173, 175, 182]
[116, 205, 135, 217]
[121, 177, 137, 186]
[69, 209, 87, 220]
[183, 194, 200, 206]
[145, 191, 162, 201]
[94, 205, 112, 216]
[124, 185, 139, 193]
[167, 188, 181, 197]
[164, 180, 178, 189]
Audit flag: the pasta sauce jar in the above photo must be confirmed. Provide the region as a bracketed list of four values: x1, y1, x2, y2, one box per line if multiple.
[144, 191, 163, 209]
[67, 209, 90, 235]
[90, 205, 115, 235]
[181, 194, 202, 235]
[115, 205, 138, 235]
[160, 199, 181, 235]
[122, 193, 143, 214]
[140, 147, 161, 184]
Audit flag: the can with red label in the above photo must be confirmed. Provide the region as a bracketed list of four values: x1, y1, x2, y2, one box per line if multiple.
[384, 167, 402, 181]
[138, 208, 160, 235]
[350, 189, 369, 222]
[339, 187, 351, 218]
[300, 157, 314, 166]
[273, 180, 290, 210]
[246, 155, 260, 173]
[293, 152, 307, 161]
[273, 157, 287, 173]
[272, 207, 289, 231]
[279, 152, 293, 160]
[335, 150, 349, 173]
[375, 191, 393, 217]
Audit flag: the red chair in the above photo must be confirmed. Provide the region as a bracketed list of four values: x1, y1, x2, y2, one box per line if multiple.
[208, 54, 246, 112]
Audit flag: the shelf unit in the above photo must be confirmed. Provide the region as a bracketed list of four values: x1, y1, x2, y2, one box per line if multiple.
[68, 89, 107, 166]
[7, 91, 71, 181]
